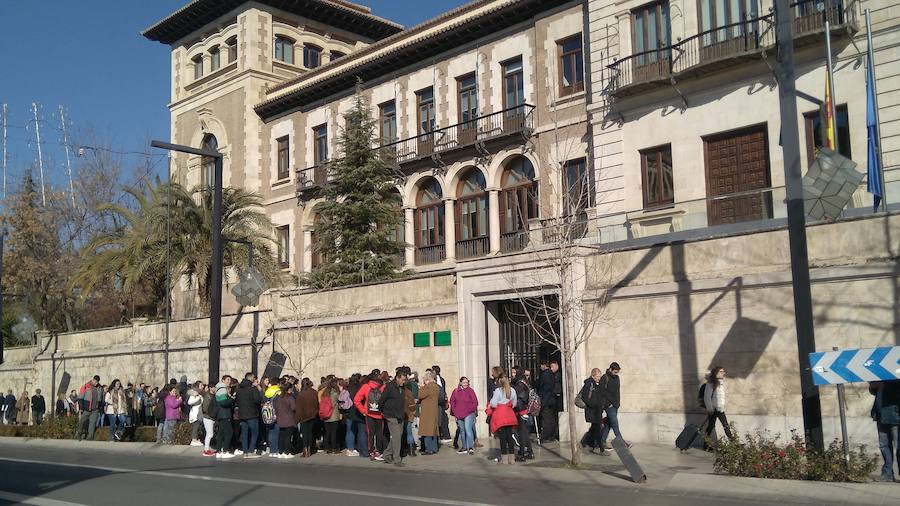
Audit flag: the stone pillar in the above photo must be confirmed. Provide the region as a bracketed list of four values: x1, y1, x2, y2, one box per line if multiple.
[302, 228, 313, 273]
[404, 207, 415, 267]
[488, 188, 501, 253]
[444, 199, 456, 261]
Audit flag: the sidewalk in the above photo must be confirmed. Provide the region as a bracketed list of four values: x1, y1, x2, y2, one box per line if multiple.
[3, 436, 898, 505]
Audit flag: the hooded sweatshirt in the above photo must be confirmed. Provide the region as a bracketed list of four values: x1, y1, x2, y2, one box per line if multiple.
[353, 379, 385, 420]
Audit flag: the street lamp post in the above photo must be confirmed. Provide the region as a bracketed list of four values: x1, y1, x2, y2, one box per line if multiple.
[151, 140, 224, 386]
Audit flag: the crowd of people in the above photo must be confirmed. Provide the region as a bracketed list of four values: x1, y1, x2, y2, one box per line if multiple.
[0, 388, 48, 426]
[2, 359, 635, 466]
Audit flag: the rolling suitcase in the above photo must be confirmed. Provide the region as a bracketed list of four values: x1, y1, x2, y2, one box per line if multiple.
[675, 419, 707, 451]
[612, 437, 646, 483]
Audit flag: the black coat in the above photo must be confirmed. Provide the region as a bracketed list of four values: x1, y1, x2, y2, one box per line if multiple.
[380, 381, 406, 421]
[579, 378, 604, 423]
[600, 372, 620, 409]
[31, 394, 46, 413]
[235, 379, 262, 421]
[539, 369, 562, 408]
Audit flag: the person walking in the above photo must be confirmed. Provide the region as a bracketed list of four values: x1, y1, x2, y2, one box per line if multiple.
[869, 379, 900, 482]
[489, 377, 519, 464]
[579, 368, 605, 452]
[274, 382, 296, 459]
[76, 376, 103, 441]
[16, 390, 29, 425]
[295, 378, 319, 458]
[703, 365, 735, 448]
[354, 372, 385, 461]
[597, 362, 629, 450]
[380, 371, 408, 466]
[214, 381, 236, 458]
[417, 371, 440, 455]
[538, 361, 562, 442]
[449, 377, 478, 455]
[31, 389, 46, 425]
[104, 380, 128, 441]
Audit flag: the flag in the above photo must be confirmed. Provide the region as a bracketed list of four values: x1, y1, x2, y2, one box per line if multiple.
[866, 47, 884, 211]
[823, 72, 836, 151]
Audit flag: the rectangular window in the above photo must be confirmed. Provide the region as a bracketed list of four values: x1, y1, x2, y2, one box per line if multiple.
[209, 47, 221, 72]
[417, 87, 436, 135]
[564, 158, 594, 214]
[276, 136, 290, 181]
[303, 44, 321, 69]
[804, 104, 851, 165]
[192, 55, 203, 80]
[699, 0, 759, 47]
[632, 2, 671, 67]
[276, 225, 290, 268]
[313, 125, 328, 165]
[274, 36, 294, 64]
[227, 37, 238, 63]
[502, 57, 525, 112]
[557, 34, 584, 96]
[640, 145, 674, 209]
[379, 101, 397, 145]
[457, 73, 478, 126]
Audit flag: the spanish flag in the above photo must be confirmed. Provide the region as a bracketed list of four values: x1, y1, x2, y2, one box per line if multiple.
[824, 73, 836, 150]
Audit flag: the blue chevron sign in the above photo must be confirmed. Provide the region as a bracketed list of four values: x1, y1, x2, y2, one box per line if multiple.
[809, 346, 900, 385]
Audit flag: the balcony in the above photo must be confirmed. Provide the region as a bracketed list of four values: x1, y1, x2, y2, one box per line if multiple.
[415, 244, 446, 265]
[500, 230, 530, 253]
[607, 0, 857, 98]
[298, 162, 329, 193]
[456, 236, 490, 260]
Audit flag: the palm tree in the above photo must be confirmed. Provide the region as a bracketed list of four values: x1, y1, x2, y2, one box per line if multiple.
[74, 179, 281, 317]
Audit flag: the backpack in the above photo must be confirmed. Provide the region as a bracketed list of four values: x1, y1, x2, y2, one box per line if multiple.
[261, 399, 276, 424]
[697, 384, 707, 409]
[319, 395, 334, 420]
[527, 388, 541, 416]
[206, 396, 220, 419]
[154, 396, 166, 420]
[367, 387, 382, 414]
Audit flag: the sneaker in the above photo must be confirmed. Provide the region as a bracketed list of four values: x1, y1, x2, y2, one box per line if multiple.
[202, 449, 216, 457]
[190, 440, 203, 447]
[220, 452, 236, 459]
[456, 449, 467, 454]
[282, 453, 295, 459]
[244, 453, 261, 459]
[468, 449, 474, 455]
[347, 450, 359, 457]
[373, 453, 385, 462]
[440, 439, 453, 444]
[233, 450, 244, 456]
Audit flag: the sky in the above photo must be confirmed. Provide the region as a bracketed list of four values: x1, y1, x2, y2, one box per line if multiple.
[0, 1, 467, 193]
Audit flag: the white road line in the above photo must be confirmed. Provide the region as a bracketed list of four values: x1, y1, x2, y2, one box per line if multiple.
[0, 457, 497, 506]
[0, 490, 88, 506]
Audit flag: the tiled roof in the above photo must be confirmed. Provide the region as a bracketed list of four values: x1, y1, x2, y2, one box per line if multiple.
[142, 0, 403, 45]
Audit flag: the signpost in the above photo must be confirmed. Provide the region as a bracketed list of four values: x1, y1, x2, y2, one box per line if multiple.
[809, 345, 900, 466]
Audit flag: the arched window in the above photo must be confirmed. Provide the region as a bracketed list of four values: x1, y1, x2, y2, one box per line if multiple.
[192, 54, 204, 80]
[414, 178, 445, 265]
[303, 44, 321, 69]
[226, 36, 238, 63]
[274, 36, 295, 64]
[455, 168, 489, 259]
[500, 156, 538, 251]
[209, 45, 221, 72]
[201, 134, 218, 188]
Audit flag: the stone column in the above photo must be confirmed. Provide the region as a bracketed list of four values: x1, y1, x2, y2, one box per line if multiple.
[488, 188, 501, 253]
[302, 228, 313, 274]
[444, 199, 456, 262]
[404, 207, 415, 266]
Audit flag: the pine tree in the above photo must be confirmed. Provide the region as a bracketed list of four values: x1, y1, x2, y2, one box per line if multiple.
[305, 88, 404, 288]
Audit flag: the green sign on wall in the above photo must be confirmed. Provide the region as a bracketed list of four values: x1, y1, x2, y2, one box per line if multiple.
[413, 332, 430, 347]
[434, 330, 451, 346]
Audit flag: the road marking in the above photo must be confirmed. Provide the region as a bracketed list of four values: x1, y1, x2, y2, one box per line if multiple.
[0, 457, 498, 506]
[0, 490, 87, 506]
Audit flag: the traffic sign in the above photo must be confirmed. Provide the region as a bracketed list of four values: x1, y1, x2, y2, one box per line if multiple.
[809, 346, 900, 385]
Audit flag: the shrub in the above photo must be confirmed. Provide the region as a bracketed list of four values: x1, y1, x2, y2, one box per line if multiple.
[713, 428, 877, 482]
[0, 416, 194, 445]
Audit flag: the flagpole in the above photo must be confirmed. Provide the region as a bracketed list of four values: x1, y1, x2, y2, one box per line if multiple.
[865, 9, 887, 211]
[824, 18, 838, 151]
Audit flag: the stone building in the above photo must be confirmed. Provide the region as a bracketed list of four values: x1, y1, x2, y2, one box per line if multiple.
[0, 0, 896, 447]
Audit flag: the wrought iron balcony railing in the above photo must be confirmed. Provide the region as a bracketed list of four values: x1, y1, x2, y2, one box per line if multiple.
[607, 0, 856, 96]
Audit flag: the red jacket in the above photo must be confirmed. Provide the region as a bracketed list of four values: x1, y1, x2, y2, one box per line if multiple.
[353, 380, 385, 420]
[486, 401, 518, 433]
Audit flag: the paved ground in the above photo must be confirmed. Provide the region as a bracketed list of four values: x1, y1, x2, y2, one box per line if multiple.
[0, 437, 897, 505]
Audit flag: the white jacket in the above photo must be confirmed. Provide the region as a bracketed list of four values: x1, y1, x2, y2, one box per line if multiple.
[703, 380, 726, 413]
[187, 390, 203, 423]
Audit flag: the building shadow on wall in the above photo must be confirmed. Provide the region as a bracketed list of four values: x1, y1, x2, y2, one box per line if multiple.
[262, 352, 286, 380]
[56, 372, 71, 398]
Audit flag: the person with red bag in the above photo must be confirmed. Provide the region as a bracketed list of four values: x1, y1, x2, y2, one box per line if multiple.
[487, 377, 519, 464]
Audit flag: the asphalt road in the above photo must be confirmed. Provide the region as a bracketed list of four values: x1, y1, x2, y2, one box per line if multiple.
[0, 445, 769, 506]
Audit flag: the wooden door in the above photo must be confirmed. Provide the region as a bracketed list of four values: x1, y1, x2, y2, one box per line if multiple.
[704, 125, 772, 225]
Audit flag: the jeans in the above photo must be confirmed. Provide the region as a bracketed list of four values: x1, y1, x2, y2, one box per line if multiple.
[163, 419, 176, 443]
[240, 418, 259, 454]
[405, 420, 416, 447]
[267, 422, 280, 455]
[344, 418, 356, 451]
[423, 435, 437, 454]
[383, 418, 404, 463]
[216, 418, 233, 453]
[107, 414, 125, 440]
[877, 423, 899, 478]
[599, 405, 624, 444]
[354, 420, 369, 455]
[457, 414, 475, 450]
[32, 411, 44, 426]
[190, 419, 201, 441]
[156, 420, 165, 442]
[202, 418, 215, 451]
[76, 411, 99, 440]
